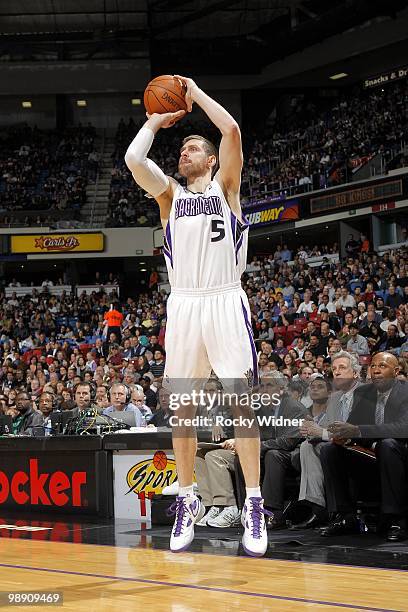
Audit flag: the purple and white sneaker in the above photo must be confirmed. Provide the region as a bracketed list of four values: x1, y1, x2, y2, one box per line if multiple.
[241, 497, 272, 557]
[168, 495, 205, 552]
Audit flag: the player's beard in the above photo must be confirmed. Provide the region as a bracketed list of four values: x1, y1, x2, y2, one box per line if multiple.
[178, 158, 207, 179]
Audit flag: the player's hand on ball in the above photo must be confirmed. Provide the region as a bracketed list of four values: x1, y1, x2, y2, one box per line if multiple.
[146, 109, 186, 129]
[174, 75, 197, 112]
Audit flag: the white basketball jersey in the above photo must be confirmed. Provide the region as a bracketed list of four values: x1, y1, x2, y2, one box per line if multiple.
[163, 179, 248, 289]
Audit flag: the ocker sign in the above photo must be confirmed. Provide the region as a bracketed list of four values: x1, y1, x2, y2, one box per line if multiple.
[0, 459, 87, 507]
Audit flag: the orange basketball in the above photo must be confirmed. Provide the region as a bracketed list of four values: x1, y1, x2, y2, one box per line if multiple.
[280, 205, 299, 221]
[153, 450, 168, 471]
[144, 75, 187, 115]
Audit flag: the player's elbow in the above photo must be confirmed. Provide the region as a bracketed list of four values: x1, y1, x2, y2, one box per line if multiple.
[124, 147, 143, 172]
[223, 121, 241, 138]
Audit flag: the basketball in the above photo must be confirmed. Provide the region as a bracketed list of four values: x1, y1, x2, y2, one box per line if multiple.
[144, 75, 187, 115]
[153, 450, 168, 471]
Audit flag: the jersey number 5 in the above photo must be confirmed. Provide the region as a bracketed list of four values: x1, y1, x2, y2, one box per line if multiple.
[211, 219, 225, 242]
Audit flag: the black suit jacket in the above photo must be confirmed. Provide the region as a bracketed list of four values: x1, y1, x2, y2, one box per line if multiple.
[14, 407, 44, 436]
[260, 393, 309, 453]
[348, 381, 408, 440]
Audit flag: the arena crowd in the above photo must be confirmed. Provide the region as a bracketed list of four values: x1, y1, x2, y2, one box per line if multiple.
[0, 123, 99, 227]
[108, 80, 407, 225]
[241, 79, 408, 200]
[1, 239, 408, 539]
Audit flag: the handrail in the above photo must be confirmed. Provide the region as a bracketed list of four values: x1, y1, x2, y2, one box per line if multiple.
[89, 129, 105, 228]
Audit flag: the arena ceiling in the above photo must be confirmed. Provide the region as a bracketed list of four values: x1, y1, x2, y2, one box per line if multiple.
[0, 0, 407, 78]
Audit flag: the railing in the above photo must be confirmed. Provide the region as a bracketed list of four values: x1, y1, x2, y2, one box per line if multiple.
[242, 181, 313, 206]
[76, 284, 119, 297]
[4, 283, 119, 298]
[4, 285, 73, 298]
[89, 129, 105, 228]
[242, 134, 408, 204]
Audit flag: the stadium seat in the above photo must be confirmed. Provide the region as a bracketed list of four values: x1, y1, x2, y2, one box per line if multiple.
[272, 326, 287, 341]
[285, 325, 297, 344]
[294, 318, 308, 332]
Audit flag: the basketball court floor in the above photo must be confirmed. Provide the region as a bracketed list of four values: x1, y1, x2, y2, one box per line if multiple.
[0, 513, 407, 611]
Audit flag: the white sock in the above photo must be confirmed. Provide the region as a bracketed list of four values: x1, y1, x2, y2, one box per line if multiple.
[246, 487, 262, 499]
[179, 484, 195, 497]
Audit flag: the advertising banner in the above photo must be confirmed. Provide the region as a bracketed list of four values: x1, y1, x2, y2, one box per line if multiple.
[113, 449, 177, 520]
[244, 199, 299, 227]
[11, 233, 105, 254]
[310, 179, 403, 215]
[364, 67, 408, 89]
[351, 154, 375, 173]
[0, 454, 98, 514]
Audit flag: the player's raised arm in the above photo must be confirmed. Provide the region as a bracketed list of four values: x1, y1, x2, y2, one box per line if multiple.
[175, 75, 243, 196]
[124, 110, 185, 215]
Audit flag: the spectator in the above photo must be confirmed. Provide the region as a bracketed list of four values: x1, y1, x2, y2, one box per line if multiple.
[385, 286, 403, 309]
[149, 349, 166, 379]
[13, 390, 44, 435]
[320, 352, 408, 541]
[346, 323, 370, 355]
[102, 382, 145, 426]
[335, 287, 356, 311]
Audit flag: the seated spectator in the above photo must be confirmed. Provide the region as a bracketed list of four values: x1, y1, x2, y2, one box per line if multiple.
[102, 382, 145, 426]
[235, 373, 308, 528]
[149, 348, 166, 379]
[346, 323, 370, 355]
[130, 385, 153, 422]
[13, 390, 44, 435]
[335, 287, 356, 311]
[297, 291, 314, 315]
[320, 352, 408, 542]
[295, 351, 361, 528]
[385, 285, 403, 309]
[382, 325, 403, 353]
[149, 386, 172, 428]
[140, 375, 158, 409]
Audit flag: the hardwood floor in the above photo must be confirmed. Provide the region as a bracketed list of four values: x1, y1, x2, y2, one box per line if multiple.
[0, 539, 406, 611]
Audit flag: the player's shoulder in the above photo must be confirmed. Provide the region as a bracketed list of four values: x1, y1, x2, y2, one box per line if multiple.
[212, 172, 224, 192]
[155, 176, 181, 218]
[168, 176, 181, 193]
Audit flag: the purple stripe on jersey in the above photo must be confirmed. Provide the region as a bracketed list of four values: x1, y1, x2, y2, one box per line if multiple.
[230, 210, 237, 246]
[235, 217, 249, 264]
[165, 223, 173, 268]
[236, 234, 244, 260]
[163, 246, 172, 263]
[230, 211, 238, 264]
[240, 297, 259, 385]
[240, 214, 249, 228]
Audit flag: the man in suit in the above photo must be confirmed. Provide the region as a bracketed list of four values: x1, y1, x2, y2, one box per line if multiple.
[320, 352, 408, 541]
[235, 372, 309, 529]
[94, 338, 107, 360]
[293, 351, 361, 529]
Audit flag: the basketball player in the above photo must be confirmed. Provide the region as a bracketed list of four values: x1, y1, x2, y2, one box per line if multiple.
[125, 75, 269, 556]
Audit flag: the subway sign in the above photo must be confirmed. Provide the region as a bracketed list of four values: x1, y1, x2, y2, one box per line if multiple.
[244, 200, 299, 227]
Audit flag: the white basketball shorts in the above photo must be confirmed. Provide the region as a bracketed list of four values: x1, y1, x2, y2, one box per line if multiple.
[163, 281, 258, 391]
